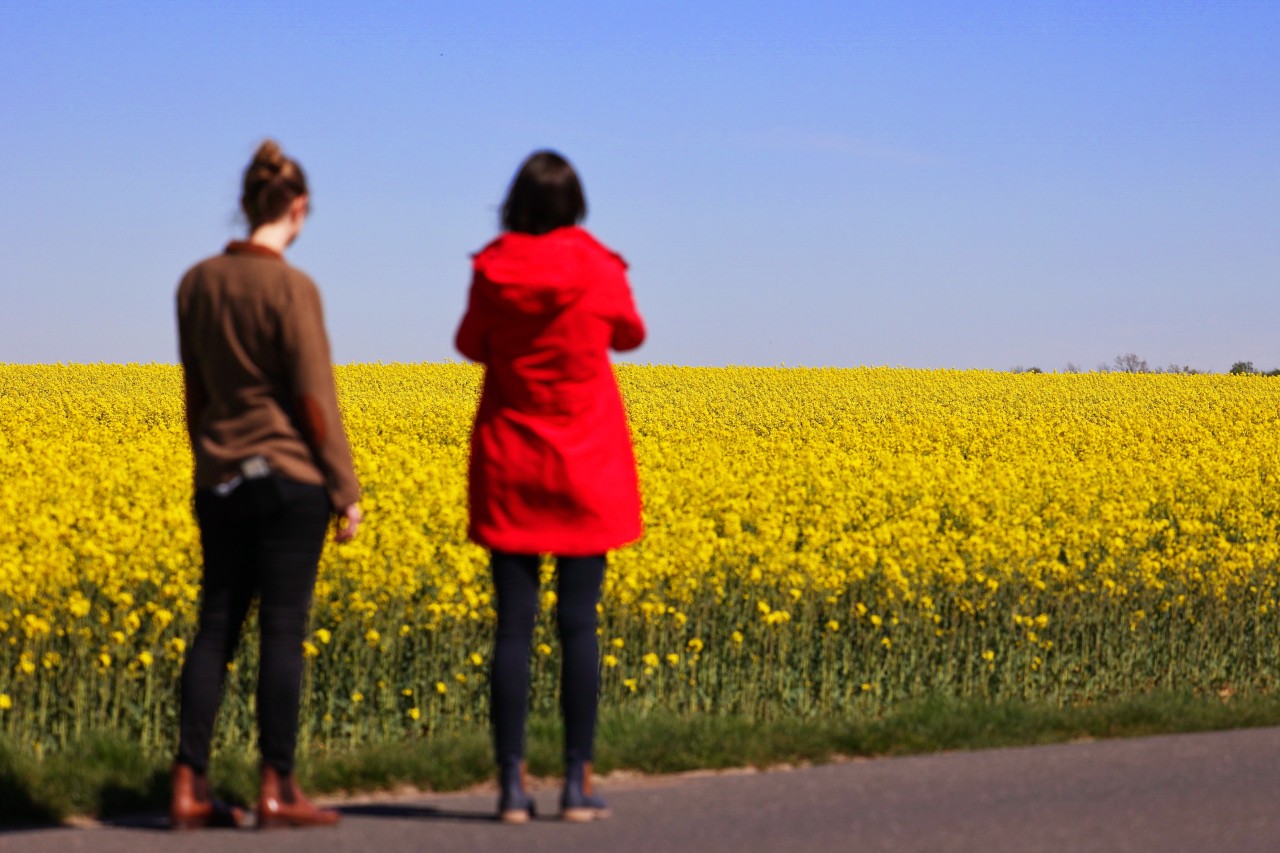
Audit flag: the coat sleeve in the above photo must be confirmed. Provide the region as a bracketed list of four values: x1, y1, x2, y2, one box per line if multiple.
[610, 270, 646, 352]
[279, 276, 361, 510]
[455, 276, 490, 363]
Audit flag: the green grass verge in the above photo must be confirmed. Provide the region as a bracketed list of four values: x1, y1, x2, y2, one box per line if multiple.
[5, 690, 1280, 825]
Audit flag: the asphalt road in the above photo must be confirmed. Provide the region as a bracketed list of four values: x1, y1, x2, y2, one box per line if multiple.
[5, 726, 1280, 852]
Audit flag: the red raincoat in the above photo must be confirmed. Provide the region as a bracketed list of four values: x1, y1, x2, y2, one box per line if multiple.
[455, 226, 646, 555]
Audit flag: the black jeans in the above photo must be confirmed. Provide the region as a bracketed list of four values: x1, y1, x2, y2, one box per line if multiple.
[490, 551, 606, 766]
[176, 475, 330, 775]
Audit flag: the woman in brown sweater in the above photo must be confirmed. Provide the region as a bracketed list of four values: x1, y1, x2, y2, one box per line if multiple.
[171, 140, 362, 830]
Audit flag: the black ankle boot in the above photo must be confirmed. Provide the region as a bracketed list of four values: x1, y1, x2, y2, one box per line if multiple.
[561, 760, 610, 822]
[498, 759, 534, 824]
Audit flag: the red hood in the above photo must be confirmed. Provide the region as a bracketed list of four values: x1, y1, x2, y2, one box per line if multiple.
[471, 227, 625, 317]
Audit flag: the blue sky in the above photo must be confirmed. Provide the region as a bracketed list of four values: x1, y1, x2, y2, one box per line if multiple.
[2, 1, 1277, 370]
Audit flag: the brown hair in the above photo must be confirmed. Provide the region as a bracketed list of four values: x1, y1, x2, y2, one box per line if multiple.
[501, 150, 586, 235]
[241, 139, 308, 229]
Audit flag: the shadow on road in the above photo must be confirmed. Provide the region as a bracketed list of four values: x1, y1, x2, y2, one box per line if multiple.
[337, 803, 497, 823]
[101, 812, 172, 831]
[83, 802, 501, 831]
[0, 824, 61, 835]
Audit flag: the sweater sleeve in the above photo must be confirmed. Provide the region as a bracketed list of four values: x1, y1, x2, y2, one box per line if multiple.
[175, 278, 208, 446]
[279, 275, 361, 510]
[610, 271, 646, 353]
[455, 276, 489, 363]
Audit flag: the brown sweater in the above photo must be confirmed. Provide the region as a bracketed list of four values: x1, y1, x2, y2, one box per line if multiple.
[176, 241, 360, 509]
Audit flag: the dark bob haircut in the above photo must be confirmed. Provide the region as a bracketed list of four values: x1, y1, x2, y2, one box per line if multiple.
[501, 150, 587, 235]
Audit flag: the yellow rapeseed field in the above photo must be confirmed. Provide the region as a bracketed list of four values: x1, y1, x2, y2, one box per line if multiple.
[3, 363, 1280, 752]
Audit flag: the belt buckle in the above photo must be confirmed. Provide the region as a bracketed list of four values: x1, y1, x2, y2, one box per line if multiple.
[240, 455, 271, 480]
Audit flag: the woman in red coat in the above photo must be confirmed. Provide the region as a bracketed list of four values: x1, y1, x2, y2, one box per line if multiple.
[456, 150, 645, 823]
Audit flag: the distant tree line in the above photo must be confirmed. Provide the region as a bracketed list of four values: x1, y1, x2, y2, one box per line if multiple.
[1225, 361, 1280, 376]
[1011, 354, 1280, 376]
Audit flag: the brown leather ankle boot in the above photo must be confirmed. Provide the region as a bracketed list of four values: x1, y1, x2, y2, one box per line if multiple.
[256, 765, 341, 829]
[170, 762, 245, 830]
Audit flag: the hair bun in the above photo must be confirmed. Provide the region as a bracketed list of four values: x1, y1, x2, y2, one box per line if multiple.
[240, 139, 308, 228]
[250, 139, 287, 176]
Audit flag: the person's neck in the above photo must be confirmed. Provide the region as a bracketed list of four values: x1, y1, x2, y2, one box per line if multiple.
[247, 221, 294, 254]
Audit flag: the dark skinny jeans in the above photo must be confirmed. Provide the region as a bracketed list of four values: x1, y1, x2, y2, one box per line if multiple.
[176, 475, 329, 775]
[490, 551, 606, 766]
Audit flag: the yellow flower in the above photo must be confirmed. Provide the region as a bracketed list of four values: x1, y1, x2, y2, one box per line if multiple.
[666, 653, 680, 666]
[0, 695, 11, 710]
[351, 691, 364, 703]
[435, 681, 448, 695]
[302, 641, 319, 658]
[603, 654, 619, 668]
[642, 653, 659, 667]
[407, 707, 421, 721]
[8, 364, 1280, 749]
[137, 651, 154, 668]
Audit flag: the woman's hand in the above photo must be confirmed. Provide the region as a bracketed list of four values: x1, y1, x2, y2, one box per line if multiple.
[335, 502, 363, 542]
